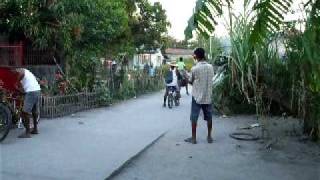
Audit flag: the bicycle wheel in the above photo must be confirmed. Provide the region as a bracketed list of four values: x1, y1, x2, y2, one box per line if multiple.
[174, 98, 179, 106]
[0, 103, 12, 142]
[168, 94, 173, 109]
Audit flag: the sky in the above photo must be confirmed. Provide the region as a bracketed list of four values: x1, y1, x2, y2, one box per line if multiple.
[149, 0, 197, 40]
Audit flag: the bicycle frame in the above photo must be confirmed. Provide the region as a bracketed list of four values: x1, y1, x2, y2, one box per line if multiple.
[168, 86, 176, 96]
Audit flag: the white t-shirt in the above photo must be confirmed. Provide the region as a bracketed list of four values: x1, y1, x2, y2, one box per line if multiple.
[21, 69, 41, 92]
[166, 69, 178, 87]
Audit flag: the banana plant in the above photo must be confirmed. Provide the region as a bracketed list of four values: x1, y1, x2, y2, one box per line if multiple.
[300, 0, 320, 139]
[187, 0, 320, 139]
[185, 0, 293, 110]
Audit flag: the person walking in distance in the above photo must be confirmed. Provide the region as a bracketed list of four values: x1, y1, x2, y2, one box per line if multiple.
[185, 48, 214, 144]
[177, 57, 189, 95]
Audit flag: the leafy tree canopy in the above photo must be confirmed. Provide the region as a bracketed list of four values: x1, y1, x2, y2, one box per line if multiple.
[0, 0, 170, 56]
[130, 0, 171, 52]
[0, 0, 128, 54]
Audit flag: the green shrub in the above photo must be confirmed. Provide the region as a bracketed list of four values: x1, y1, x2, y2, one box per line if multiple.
[212, 71, 255, 115]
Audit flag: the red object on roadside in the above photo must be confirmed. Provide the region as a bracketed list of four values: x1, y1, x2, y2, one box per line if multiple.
[0, 66, 20, 94]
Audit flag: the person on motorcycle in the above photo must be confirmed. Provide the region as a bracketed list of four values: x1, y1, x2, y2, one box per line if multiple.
[177, 57, 189, 95]
[12, 68, 41, 138]
[177, 57, 186, 71]
[163, 61, 181, 107]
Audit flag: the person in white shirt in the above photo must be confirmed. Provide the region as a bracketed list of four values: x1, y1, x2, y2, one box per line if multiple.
[163, 62, 181, 107]
[13, 68, 41, 138]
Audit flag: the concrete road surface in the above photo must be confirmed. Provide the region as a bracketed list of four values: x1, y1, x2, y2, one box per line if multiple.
[1, 91, 189, 180]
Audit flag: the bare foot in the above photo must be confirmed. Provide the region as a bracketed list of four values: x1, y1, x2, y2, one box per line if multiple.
[184, 137, 197, 144]
[207, 136, 213, 143]
[31, 129, 39, 135]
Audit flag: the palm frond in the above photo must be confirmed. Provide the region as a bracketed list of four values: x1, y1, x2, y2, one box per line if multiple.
[184, 0, 230, 39]
[249, 0, 293, 45]
[186, 0, 294, 45]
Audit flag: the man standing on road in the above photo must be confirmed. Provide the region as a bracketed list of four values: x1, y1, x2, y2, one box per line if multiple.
[13, 68, 41, 138]
[185, 48, 214, 144]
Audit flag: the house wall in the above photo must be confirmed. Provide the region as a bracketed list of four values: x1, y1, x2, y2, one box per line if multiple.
[133, 54, 150, 69]
[133, 52, 163, 69]
[150, 52, 163, 67]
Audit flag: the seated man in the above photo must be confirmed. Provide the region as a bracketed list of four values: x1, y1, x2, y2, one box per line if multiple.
[163, 62, 180, 107]
[177, 57, 186, 71]
[13, 68, 41, 138]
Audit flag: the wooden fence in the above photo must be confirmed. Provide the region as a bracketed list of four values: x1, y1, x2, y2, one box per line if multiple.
[40, 71, 164, 118]
[40, 90, 104, 118]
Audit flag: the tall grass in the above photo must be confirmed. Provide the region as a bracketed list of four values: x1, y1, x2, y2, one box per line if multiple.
[220, 1, 320, 139]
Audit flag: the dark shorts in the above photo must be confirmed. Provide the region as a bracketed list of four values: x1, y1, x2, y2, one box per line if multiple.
[190, 97, 212, 123]
[23, 91, 41, 114]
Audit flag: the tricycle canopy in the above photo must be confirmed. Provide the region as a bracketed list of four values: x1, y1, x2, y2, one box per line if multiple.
[0, 66, 20, 94]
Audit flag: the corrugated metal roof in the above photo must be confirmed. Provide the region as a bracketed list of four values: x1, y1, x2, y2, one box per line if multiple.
[165, 48, 193, 55]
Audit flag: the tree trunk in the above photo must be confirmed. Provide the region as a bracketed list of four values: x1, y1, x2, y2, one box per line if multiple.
[303, 93, 320, 141]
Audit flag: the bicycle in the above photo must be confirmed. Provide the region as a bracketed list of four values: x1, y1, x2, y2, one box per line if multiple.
[0, 102, 12, 142]
[167, 86, 179, 109]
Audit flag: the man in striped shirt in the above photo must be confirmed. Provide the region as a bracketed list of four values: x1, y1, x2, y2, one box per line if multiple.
[185, 48, 214, 144]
